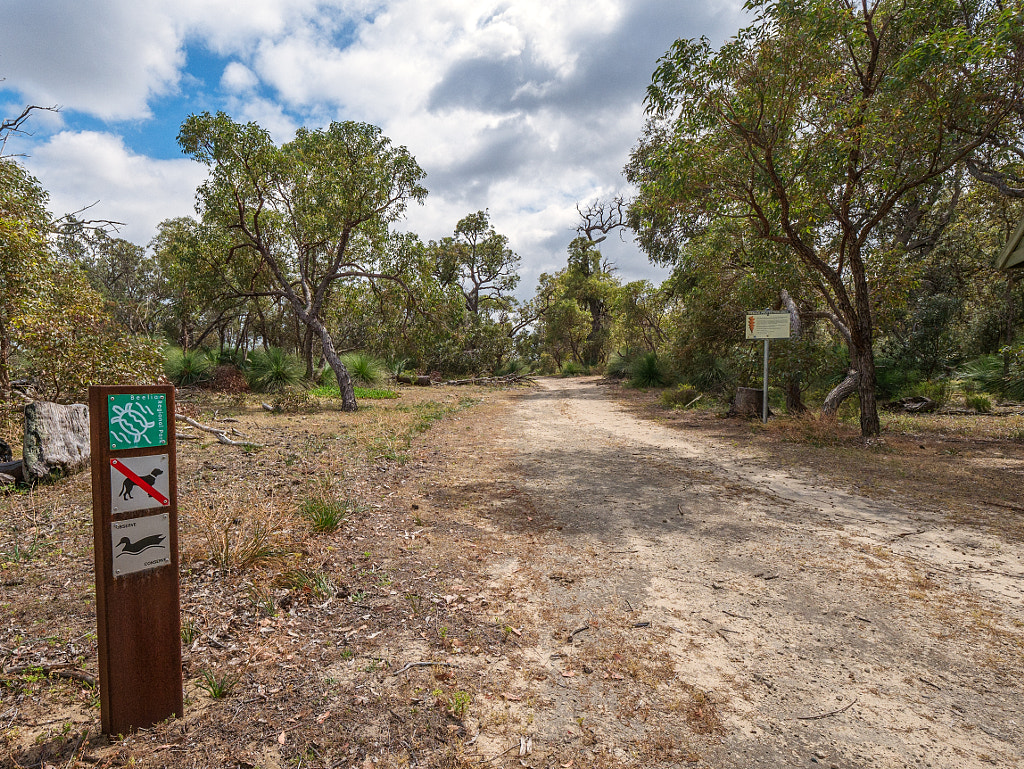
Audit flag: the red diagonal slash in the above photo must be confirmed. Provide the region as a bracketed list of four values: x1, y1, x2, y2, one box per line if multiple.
[110, 459, 169, 506]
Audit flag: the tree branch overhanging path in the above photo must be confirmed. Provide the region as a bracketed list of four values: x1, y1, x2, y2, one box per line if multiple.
[178, 112, 428, 411]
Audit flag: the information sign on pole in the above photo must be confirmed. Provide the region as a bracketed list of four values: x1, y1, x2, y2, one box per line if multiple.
[89, 385, 182, 736]
[744, 311, 792, 423]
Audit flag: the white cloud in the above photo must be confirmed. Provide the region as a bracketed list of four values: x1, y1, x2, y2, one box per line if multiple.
[2, 0, 747, 290]
[21, 131, 207, 245]
[0, 0, 184, 120]
[220, 63, 259, 94]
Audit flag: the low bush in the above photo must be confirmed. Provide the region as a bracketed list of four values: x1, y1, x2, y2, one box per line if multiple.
[560, 361, 588, 377]
[661, 386, 701, 409]
[339, 352, 386, 386]
[965, 394, 992, 413]
[246, 347, 305, 393]
[629, 352, 668, 388]
[164, 347, 214, 386]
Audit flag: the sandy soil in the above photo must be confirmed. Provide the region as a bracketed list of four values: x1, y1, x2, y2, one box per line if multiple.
[3, 377, 1023, 768]
[480, 377, 1024, 768]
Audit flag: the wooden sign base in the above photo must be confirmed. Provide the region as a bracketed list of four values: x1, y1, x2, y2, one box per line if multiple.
[89, 385, 182, 735]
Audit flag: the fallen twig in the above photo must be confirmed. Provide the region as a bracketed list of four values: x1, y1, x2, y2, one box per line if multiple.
[567, 625, 590, 642]
[391, 661, 456, 676]
[2, 665, 96, 686]
[796, 698, 857, 720]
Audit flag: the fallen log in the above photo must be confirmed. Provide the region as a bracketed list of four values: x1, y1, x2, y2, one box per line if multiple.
[0, 460, 22, 483]
[442, 373, 535, 386]
[396, 374, 432, 386]
[174, 414, 259, 447]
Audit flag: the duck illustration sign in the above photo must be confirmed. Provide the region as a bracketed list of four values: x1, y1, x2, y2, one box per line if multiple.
[111, 514, 171, 576]
[107, 393, 167, 450]
[110, 455, 170, 513]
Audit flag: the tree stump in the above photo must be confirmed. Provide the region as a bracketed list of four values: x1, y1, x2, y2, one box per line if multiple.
[730, 387, 766, 418]
[23, 401, 90, 483]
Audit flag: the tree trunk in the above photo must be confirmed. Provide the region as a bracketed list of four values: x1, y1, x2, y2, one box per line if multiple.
[785, 374, 807, 414]
[0, 320, 10, 398]
[314, 320, 357, 412]
[822, 370, 860, 416]
[856, 349, 881, 437]
[302, 325, 316, 381]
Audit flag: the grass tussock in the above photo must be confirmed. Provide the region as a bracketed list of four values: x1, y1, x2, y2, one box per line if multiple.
[180, 490, 297, 570]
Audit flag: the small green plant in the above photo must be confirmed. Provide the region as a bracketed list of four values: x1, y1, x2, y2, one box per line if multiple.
[966, 394, 992, 413]
[198, 669, 241, 699]
[245, 347, 305, 392]
[180, 618, 200, 645]
[244, 583, 278, 617]
[406, 593, 423, 615]
[605, 351, 635, 379]
[560, 361, 586, 377]
[277, 569, 335, 600]
[447, 690, 471, 720]
[299, 496, 351, 534]
[340, 648, 354, 660]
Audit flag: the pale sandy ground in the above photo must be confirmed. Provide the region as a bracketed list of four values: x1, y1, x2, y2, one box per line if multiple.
[482, 377, 1023, 768]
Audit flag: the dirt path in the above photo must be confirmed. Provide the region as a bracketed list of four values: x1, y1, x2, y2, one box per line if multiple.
[483, 377, 1024, 768]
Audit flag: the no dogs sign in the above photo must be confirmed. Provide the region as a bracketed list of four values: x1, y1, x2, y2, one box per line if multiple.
[109, 455, 170, 513]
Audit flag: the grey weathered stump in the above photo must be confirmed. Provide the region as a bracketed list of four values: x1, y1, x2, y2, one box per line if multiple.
[23, 401, 91, 482]
[731, 387, 765, 418]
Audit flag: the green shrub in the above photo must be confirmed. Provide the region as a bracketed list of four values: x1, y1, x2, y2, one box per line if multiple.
[628, 352, 667, 388]
[246, 347, 305, 392]
[339, 352, 385, 386]
[661, 385, 701, 409]
[560, 361, 587, 377]
[495, 358, 530, 376]
[683, 354, 732, 394]
[958, 353, 1024, 402]
[965, 394, 992, 413]
[537, 353, 557, 375]
[605, 351, 634, 380]
[902, 379, 949, 406]
[164, 347, 214, 386]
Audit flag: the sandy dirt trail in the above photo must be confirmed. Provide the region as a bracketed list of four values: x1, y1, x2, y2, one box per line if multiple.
[489, 377, 1024, 768]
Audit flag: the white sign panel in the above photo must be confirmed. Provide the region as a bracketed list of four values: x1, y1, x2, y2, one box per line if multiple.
[110, 454, 170, 513]
[111, 514, 171, 577]
[745, 311, 792, 340]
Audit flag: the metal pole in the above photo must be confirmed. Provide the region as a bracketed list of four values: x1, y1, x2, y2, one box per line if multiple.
[762, 339, 769, 423]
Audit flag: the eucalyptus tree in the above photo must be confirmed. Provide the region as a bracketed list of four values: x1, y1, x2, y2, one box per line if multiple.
[178, 112, 427, 410]
[432, 210, 520, 316]
[628, 0, 1024, 436]
[0, 159, 50, 396]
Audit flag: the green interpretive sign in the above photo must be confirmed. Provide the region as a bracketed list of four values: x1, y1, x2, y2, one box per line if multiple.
[108, 393, 168, 450]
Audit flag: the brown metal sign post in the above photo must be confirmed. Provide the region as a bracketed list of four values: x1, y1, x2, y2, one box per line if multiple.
[89, 385, 182, 735]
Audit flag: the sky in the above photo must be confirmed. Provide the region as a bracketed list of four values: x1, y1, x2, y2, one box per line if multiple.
[0, 0, 747, 297]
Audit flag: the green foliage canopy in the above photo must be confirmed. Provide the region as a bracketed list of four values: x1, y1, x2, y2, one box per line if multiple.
[628, 0, 1024, 435]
